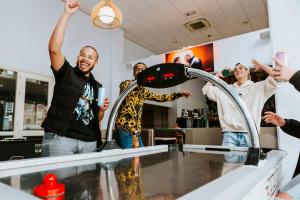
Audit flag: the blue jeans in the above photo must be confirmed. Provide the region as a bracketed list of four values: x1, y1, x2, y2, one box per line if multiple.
[222, 132, 250, 163]
[42, 132, 97, 157]
[114, 128, 144, 149]
[222, 132, 250, 147]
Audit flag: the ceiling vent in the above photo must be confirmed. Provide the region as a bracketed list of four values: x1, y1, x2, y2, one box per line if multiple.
[185, 18, 210, 31]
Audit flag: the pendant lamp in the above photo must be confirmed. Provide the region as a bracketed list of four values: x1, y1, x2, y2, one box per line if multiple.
[90, 0, 122, 29]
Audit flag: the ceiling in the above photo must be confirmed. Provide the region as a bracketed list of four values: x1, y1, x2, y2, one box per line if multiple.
[77, 0, 269, 54]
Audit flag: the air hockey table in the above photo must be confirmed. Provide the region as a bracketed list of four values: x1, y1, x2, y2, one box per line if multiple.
[0, 64, 285, 200]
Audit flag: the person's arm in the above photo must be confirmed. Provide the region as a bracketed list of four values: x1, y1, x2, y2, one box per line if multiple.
[98, 98, 109, 121]
[281, 119, 300, 139]
[260, 76, 279, 99]
[251, 59, 279, 99]
[263, 111, 300, 139]
[49, 0, 80, 72]
[289, 71, 300, 92]
[202, 82, 221, 102]
[119, 80, 131, 94]
[144, 88, 190, 102]
[252, 59, 273, 75]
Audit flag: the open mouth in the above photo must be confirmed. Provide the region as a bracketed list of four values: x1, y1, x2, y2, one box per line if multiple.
[80, 62, 89, 69]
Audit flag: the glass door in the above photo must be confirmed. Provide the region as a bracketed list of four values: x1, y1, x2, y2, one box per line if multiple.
[19, 73, 53, 137]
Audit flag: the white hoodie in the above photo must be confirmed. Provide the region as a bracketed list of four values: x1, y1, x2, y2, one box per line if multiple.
[202, 76, 278, 132]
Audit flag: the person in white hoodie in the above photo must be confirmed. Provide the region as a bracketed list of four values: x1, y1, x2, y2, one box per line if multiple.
[202, 60, 279, 149]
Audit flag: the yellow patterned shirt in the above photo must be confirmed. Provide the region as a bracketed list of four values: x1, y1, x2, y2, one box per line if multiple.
[115, 80, 181, 134]
[115, 157, 144, 200]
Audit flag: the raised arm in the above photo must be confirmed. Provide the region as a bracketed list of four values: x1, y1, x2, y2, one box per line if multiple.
[145, 89, 190, 102]
[202, 72, 224, 102]
[252, 59, 273, 75]
[48, 0, 80, 72]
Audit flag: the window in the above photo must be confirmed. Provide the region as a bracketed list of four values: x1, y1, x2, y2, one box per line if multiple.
[0, 69, 17, 131]
[0, 67, 54, 137]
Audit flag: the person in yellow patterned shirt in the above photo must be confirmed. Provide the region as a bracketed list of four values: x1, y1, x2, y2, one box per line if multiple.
[115, 62, 191, 149]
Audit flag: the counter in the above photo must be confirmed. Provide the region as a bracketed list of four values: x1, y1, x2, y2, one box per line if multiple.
[184, 127, 277, 148]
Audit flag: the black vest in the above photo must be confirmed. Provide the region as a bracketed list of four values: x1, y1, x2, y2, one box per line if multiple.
[42, 60, 102, 140]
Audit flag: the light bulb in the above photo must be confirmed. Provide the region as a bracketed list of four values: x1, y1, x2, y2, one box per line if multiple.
[99, 6, 115, 24]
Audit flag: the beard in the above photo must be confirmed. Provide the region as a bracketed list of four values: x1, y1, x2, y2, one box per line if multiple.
[77, 61, 94, 75]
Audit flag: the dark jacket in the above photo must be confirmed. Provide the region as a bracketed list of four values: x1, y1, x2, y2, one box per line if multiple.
[282, 70, 300, 139]
[281, 119, 300, 140]
[289, 70, 300, 92]
[281, 118, 300, 178]
[281, 70, 300, 178]
[42, 59, 102, 140]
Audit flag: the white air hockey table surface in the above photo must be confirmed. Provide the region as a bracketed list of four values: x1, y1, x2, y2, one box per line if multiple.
[0, 145, 284, 200]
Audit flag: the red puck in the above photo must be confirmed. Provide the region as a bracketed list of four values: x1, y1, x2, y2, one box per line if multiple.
[34, 173, 65, 200]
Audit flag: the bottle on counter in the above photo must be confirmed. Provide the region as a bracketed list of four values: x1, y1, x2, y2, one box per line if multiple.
[203, 108, 209, 128]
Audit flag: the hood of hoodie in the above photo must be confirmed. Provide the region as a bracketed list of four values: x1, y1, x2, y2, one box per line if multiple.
[233, 80, 253, 89]
[232, 80, 254, 95]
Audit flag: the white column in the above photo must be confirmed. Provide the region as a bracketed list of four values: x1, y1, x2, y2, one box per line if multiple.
[97, 28, 125, 128]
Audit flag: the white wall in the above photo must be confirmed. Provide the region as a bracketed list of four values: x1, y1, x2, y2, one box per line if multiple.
[124, 39, 154, 64]
[214, 29, 273, 70]
[268, 0, 300, 185]
[111, 39, 156, 101]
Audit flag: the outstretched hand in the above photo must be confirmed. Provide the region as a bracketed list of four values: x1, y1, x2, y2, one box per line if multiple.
[65, 0, 80, 15]
[272, 57, 296, 81]
[262, 111, 286, 127]
[252, 59, 262, 71]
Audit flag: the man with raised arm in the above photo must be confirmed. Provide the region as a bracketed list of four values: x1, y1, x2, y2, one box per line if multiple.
[41, 0, 109, 156]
